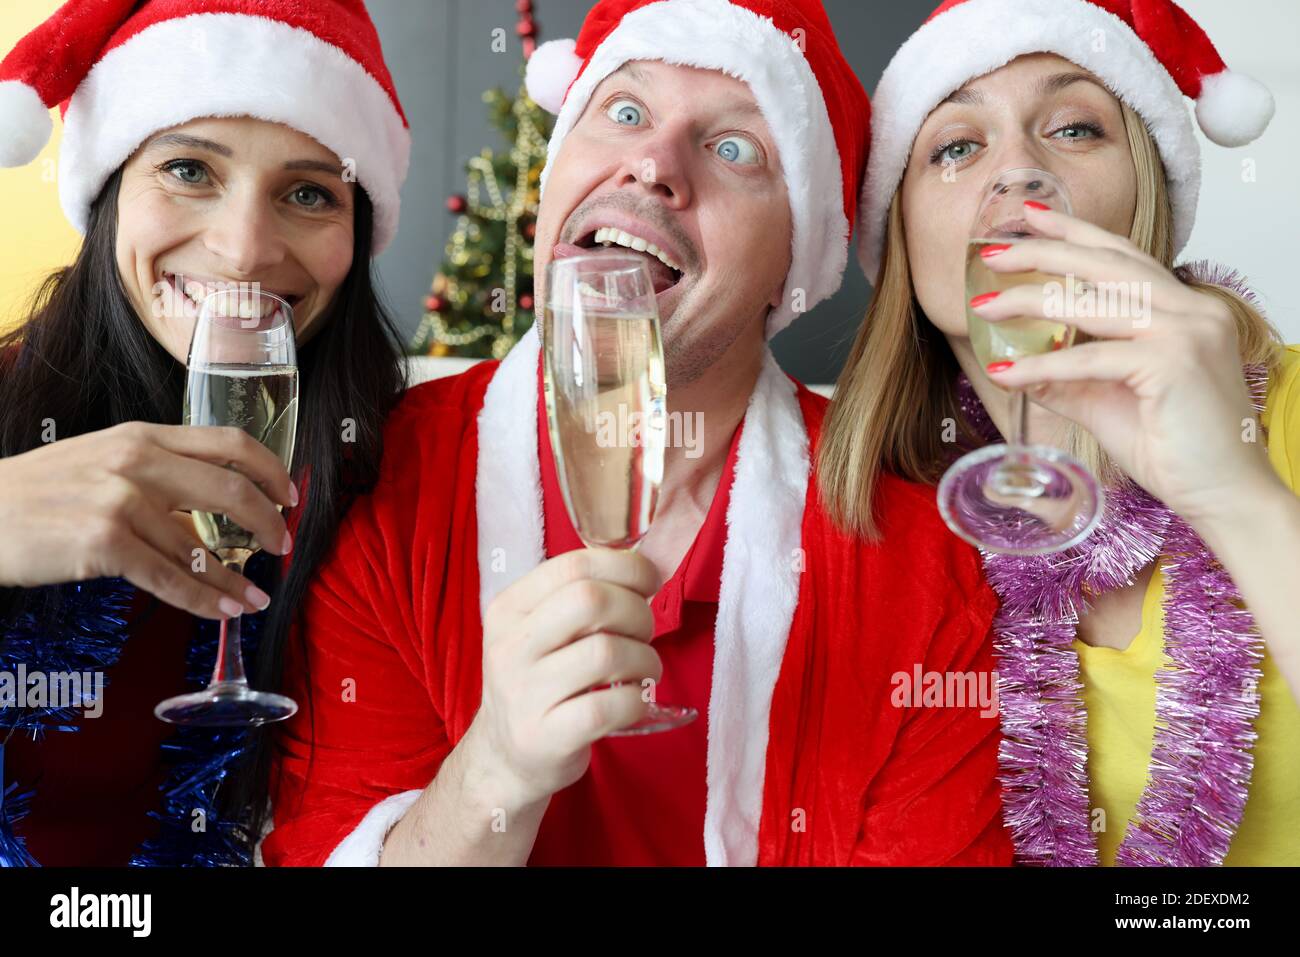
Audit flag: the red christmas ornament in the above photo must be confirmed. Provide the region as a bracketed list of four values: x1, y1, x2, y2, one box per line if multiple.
[518, 294, 534, 311]
[515, 0, 533, 13]
[446, 194, 467, 214]
[522, 37, 537, 59]
[522, 221, 536, 240]
[517, 18, 536, 38]
[424, 294, 447, 313]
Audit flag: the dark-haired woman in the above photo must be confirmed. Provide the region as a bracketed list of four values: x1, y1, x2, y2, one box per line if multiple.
[0, 0, 410, 865]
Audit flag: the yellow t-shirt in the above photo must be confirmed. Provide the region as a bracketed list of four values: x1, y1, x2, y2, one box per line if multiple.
[1077, 344, 1300, 866]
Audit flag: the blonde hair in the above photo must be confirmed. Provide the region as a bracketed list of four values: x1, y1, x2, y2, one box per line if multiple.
[818, 101, 1284, 538]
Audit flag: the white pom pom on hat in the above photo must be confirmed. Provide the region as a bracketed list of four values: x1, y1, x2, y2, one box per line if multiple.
[0, 80, 52, 167]
[524, 38, 583, 114]
[1195, 69, 1275, 147]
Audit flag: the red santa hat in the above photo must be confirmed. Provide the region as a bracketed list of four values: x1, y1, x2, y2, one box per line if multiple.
[0, 0, 411, 253]
[524, 0, 872, 340]
[858, 0, 1276, 283]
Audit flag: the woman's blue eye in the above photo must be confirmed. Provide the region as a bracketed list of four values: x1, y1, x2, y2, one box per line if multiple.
[928, 121, 1102, 167]
[716, 135, 759, 165]
[1053, 122, 1103, 140]
[932, 140, 980, 165]
[163, 160, 207, 185]
[290, 185, 333, 209]
[607, 99, 643, 126]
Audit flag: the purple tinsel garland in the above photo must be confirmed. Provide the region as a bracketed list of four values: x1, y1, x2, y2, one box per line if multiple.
[953, 261, 1272, 865]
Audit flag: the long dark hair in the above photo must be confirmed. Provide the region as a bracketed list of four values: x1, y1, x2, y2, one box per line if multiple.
[0, 164, 407, 854]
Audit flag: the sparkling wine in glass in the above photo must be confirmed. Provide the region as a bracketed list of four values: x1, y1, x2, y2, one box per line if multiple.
[155, 287, 300, 726]
[543, 251, 698, 735]
[937, 167, 1104, 555]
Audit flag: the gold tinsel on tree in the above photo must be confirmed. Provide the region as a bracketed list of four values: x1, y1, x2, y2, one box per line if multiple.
[410, 72, 553, 360]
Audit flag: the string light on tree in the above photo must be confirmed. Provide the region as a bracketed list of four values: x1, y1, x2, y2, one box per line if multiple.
[410, 0, 551, 360]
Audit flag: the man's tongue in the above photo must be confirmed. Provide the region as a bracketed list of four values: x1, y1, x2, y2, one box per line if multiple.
[550, 241, 586, 260]
[551, 242, 678, 294]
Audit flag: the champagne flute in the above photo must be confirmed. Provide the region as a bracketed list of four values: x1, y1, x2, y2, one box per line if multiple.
[937, 167, 1104, 554]
[155, 287, 300, 726]
[542, 251, 698, 735]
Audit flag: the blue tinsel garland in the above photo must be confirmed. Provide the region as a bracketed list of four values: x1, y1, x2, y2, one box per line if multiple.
[0, 551, 273, 867]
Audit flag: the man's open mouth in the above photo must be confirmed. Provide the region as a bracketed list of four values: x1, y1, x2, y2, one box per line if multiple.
[564, 226, 685, 295]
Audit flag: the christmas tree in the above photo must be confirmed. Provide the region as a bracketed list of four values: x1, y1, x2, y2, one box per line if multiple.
[410, 4, 552, 360]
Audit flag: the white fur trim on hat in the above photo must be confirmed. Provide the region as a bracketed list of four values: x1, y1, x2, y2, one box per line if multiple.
[0, 80, 53, 167]
[58, 13, 411, 254]
[1196, 70, 1275, 148]
[525, 38, 583, 114]
[859, 0, 1201, 283]
[537, 0, 847, 341]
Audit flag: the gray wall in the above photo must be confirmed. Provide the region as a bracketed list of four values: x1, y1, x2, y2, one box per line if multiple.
[364, 0, 1297, 385]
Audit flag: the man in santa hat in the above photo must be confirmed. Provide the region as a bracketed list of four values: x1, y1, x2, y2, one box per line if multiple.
[263, 0, 1011, 867]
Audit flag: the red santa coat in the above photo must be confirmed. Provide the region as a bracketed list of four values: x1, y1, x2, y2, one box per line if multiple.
[262, 328, 1012, 866]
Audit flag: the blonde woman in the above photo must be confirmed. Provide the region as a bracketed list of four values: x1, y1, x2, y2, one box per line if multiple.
[821, 0, 1299, 865]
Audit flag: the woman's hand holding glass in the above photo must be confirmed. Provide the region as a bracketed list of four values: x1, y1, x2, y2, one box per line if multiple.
[0, 420, 294, 618]
[938, 167, 1103, 554]
[977, 201, 1281, 528]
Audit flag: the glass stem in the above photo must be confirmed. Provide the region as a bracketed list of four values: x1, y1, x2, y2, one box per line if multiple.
[1008, 388, 1030, 447]
[1007, 388, 1030, 457]
[990, 388, 1039, 498]
[211, 556, 250, 688]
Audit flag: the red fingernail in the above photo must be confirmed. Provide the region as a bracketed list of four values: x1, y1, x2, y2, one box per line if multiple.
[1024, 200, 1051, 211]
[987, 360, 1015, 373]
[969, 292, 1001, 308]
[980, 243, 1012, 258]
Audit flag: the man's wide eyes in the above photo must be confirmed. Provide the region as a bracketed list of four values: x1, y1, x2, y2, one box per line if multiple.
[716, 135, 759, 165]
[607, 99, 643, 125]
[602, 98, 760, 166]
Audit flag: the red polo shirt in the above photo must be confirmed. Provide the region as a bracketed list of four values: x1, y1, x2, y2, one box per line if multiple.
[527, 373, 742, 866]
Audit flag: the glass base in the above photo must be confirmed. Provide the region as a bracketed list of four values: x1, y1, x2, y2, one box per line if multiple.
[938, 442, 1104, 555]
[155, 681, 298, 727]
[606, 701, 698, 737]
